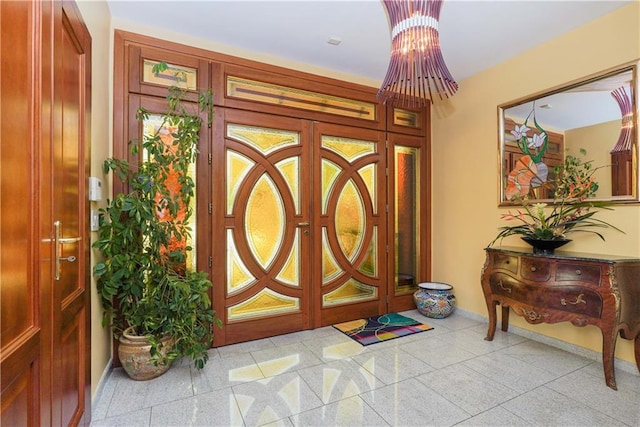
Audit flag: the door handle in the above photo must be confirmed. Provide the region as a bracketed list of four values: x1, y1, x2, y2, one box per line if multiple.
[53, 221, 81, 280]
[296, 222, 310, 235]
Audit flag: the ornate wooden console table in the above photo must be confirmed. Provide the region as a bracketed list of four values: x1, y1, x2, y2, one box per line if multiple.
[481, 246, 640, 390]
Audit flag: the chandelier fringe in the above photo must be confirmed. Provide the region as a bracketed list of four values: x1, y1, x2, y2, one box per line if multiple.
[377, 0, 458, 107]
[610, 86, 634, 153]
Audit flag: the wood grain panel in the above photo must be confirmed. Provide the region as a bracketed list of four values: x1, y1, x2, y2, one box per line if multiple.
[0, 0, 36, 350]
[2, 1, 91, 424]
[1, 0, 42, 423]
[1, 369, 32, 426]
[50, 2, 92, 424]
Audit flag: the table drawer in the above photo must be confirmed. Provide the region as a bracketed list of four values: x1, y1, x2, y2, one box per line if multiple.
[556, 263, 601, 285]
[521, 257, 551, 281]
[492, 252, 518, 273]
[489, 273, 533, 304]
[536, 286, 603, 318]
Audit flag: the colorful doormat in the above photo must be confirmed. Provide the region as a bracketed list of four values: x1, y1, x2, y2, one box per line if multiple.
[333, 312, 432, 346]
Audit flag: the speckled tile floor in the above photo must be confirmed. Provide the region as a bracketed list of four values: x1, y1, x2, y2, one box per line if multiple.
[90, 309, 640, 426]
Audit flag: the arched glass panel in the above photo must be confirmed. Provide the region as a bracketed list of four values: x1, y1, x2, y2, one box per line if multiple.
[245, 173, 285, 269]
[335, 179, 365, 262]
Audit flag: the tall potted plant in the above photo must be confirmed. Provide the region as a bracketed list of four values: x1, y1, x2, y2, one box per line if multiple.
[93, 63, 221, 380]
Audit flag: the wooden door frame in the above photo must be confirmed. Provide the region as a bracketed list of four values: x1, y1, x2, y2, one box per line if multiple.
[51, 2, 92, 424]
[212, 108, 313, 346]
[311, 122, 388, 327]
[386, 131, 432, 313]
[112, 31, 432, 347]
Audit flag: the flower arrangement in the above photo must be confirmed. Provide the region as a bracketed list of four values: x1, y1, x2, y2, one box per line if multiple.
[491, 149, 623, 247]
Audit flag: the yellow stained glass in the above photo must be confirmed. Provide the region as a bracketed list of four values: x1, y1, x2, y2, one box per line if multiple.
[357, 164, 376, 215]
[321, 228, 342, 284]
[227, 124, 298, 156]
[322, 136, 376, 162]
[395, 146, 421, 294]
[335, 179, 365, 262]
[227, 151, 255, 215]
[323, 279, 377, 307]
[393, 108, 421, 128]
[227, 76, 376, 121]
[143, 60, 197, 90]
[358, 226, 377, 277]
[276, 230, 300, 287]
[226, 229, 256, 294]
[245, 174, 285, 269]
[228, 288, 299, 321]
[321, 160, 341, 215]
[275, 157, 300, 214]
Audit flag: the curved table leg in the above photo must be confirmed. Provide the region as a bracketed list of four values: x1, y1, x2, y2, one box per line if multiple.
[484, 300, 498, 341]
[501, 305, 510, 332]
[635, 335, 640, 375]
[601, 326, 619, 390]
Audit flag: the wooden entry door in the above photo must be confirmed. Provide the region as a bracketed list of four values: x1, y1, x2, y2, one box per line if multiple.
[49, 3, 92, 424]
[1, 1, 91, 425]
[213, 110, 312, 345]
[213, 111, 387, 344]
[313, 123, 387, 326]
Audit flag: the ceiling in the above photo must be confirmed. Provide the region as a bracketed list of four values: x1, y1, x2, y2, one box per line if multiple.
[106, 0, 633, 85]
[505, 67, 634, 131]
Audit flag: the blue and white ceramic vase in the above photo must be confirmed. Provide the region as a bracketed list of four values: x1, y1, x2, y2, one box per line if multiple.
[414, 282, 456, 318]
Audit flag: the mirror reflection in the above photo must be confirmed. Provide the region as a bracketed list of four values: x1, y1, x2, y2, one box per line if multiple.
[499, 64, 638, 205]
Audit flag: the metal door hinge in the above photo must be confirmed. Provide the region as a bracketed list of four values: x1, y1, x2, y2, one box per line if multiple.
[208, 203, 212, 214]
[208, 256, 212, 268]
[208, 153, 212, 165]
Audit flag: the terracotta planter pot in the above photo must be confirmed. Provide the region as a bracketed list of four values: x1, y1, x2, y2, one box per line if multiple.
[118, 327, 174, 380]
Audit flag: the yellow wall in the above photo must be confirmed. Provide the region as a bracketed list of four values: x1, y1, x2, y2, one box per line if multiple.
[432, 3, 640, 364]
[565, 120, 619, 198]
[75, 0, 113, 402]
[78, 1, 640, 401]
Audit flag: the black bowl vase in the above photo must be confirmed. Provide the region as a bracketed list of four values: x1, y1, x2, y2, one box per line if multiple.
[522, 237, 571, 254]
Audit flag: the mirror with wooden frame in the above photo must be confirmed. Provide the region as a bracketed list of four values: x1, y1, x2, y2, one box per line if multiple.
[498, 62, 638, 206]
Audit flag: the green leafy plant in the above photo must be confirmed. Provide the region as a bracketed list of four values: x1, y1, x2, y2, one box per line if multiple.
[491, 149, 623, 246]
[93, 62, 221, 369]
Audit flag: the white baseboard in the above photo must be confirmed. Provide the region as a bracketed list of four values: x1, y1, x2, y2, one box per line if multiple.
[454, 307, 639, 376]
[91, 356, 113, 412]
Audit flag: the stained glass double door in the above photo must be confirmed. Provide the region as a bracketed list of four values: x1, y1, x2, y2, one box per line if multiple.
[214, 110, 386, 345]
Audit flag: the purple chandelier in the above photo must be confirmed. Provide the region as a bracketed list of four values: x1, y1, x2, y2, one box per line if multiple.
[610, 86, 634, 153]
[377, 0, 458, 107]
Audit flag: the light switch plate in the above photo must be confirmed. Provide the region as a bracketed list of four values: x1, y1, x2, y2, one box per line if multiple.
[90, 210, 100, 231]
